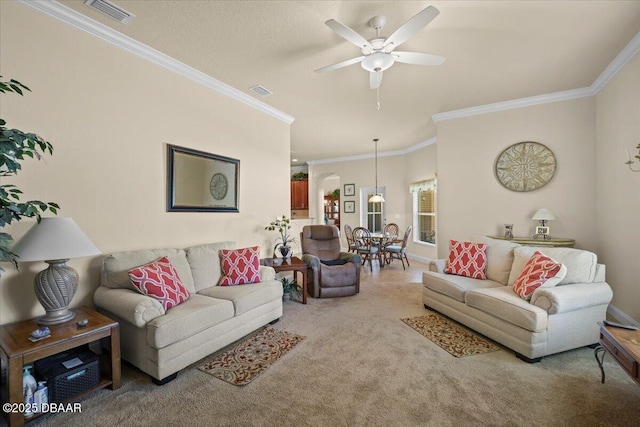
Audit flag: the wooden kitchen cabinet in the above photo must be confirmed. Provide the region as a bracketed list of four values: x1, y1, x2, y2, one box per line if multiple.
[291, 180, 308, 209]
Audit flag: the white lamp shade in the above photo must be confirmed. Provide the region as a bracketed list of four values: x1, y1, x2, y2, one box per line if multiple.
[532, 208, 556, 221]
[361, 52, 395, 72]
[368, 194, 386, 203]
[11, 217, 101, 262]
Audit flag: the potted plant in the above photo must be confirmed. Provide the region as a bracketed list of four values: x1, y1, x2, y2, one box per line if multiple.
[265, 215, 296, 258]
[0, 77, 59, 273]
[279, 276, 301, 301]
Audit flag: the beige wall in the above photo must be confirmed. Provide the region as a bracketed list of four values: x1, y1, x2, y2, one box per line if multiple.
[0, 3, 291, 323]
[309, 142, 438, 261]
[595, 53, 640, 322]
[436, 98, 598, 258]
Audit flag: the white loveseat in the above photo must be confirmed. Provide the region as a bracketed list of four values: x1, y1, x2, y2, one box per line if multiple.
[94, 241, 283, 384]
[422, 237, 613, 362]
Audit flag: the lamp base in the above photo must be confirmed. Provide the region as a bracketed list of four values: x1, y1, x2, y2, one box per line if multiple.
[34, 259, 79, 326]
[38, 309, 76, 326]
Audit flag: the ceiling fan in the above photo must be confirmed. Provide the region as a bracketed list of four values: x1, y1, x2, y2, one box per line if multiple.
[315, 6, 445, 89]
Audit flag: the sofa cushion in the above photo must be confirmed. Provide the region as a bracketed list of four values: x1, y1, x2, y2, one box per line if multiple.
[471, 236, 521, 285]
[128, 256, 190, 310]
[444, 240, 488, 279]
[185, 241, 237, 292]
[465, 287, 549, 333]
[102, 248, 196, 293]
[508, 247, 597, 286]
[146, 294, 234, 349]
[423, 271, 502, 303]
[512, 251, 567, 300]
[319, 263, 357, 287]
[218, 246, 262, 286]
[198, 280, 282, 316]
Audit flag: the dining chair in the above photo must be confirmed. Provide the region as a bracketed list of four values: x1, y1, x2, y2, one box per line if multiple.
[383, 223, 400, 245]
[352, 227, 382, 271]
[385, 225, 412, 270]
[343, 224, 357, 253]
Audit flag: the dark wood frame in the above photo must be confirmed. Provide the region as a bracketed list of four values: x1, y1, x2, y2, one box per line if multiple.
[166, 144, 239, 212]
[344, 183, 355, 197]
[344, 200, 355, 213]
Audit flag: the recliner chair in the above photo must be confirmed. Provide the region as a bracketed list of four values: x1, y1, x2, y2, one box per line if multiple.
[300, 225, 362, 298]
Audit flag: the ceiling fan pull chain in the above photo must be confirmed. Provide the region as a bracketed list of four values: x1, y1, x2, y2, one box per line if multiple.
[377, 86, 381, 111]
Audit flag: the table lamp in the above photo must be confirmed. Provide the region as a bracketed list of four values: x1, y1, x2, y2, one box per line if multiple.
[532, 208, 555, 240]
[11, 217, 101, 325]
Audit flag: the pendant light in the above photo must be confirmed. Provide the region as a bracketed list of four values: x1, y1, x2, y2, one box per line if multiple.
[368, 138, 385, 203]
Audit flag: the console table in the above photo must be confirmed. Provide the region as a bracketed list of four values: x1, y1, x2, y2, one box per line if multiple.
[489, 236, 575, 248]
[594, 323, 640, 386]
[261, 257, 308, 304]
[0, 307, 120, 426]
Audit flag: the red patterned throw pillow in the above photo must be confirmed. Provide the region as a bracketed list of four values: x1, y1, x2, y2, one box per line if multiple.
[512, 251, 566, 300]
[128, 256, 190, 310]
[444, 240, 488, 279]
[218, 246, 262, 286]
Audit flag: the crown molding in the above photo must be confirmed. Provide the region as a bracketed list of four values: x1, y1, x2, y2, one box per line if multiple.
[16, 0, 295, 125]
[432, 87, 594, 123]
[433, 31, 640, 124]
[307, 137, 437, 165]
[591, 31, 640, 93]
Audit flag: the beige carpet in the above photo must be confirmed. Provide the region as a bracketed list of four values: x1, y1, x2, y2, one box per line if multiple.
[19, 275, 640, 427]
[402, 314, 500, 357]
[199, 328, 305, 386]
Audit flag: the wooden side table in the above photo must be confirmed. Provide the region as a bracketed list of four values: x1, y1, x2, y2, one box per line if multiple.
[489, 236, 575, 248]
[261, 257, 308, 304]
[594, 323, 640, 386]
[0, 307, 121, 426]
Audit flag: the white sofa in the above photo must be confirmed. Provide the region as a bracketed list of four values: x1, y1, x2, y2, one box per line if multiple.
[422, 237, 613, 362]
[94, 241, 283, 384]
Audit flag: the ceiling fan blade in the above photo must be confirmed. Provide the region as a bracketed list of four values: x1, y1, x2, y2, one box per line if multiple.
[382, 6, 440, 50]
[325, 19, 373, 51]
[369, 71, 383, 90]
[393, 51, 446, 66]
[315, 56, 365, 73]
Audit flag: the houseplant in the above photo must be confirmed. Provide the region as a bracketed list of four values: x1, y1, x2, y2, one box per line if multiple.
[0, 77, 59, 272]
[265, 215, 296, 258]
[279, 276, 302, 301]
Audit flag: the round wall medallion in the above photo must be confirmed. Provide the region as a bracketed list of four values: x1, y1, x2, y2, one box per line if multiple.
[210, 173, 228, 200]
[494, 141, 556, 192]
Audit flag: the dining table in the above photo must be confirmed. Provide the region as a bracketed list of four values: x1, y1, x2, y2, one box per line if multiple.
[369, 232, 397, 267]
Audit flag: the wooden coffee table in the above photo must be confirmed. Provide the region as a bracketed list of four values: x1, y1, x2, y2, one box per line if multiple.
[0, 307, 120, 426]
[261, 256, 308, 304]
[595, 322, 640, 386]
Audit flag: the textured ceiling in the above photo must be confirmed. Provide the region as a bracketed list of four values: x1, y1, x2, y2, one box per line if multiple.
[58, 1, 640, 164]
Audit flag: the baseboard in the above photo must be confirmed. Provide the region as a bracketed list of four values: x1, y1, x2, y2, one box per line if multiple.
[406, 253, 431, 265]
[607, 304, 639, 327]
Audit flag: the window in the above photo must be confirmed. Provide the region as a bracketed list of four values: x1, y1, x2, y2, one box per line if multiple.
[360, 187, 385, 232]
[411, 179, 436, 245]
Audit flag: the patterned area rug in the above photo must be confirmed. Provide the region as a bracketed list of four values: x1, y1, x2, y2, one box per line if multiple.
[199, 328, 305, 386]
[402, 313, 500, 357]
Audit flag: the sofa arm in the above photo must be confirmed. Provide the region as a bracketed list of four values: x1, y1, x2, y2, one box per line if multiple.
[530, 282, 613, 315]
[93, 286, 165, 327]
[429, 259, 447, 273]
[260, 265, 276, 281]
[340, 252, 362, 265]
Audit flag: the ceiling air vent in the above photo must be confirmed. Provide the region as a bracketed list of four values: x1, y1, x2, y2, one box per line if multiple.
[249, 85, 273, 97]
[85, 0, 135, 24]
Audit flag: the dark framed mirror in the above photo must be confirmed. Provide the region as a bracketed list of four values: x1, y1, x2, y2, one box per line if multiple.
[167, 144, 239, 212]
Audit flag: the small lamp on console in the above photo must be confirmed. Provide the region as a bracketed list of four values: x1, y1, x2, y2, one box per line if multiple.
[532, 208, 555, 240]
[11, 217, 101, 325]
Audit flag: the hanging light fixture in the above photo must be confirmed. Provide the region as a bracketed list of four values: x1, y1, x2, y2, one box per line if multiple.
[369, 138, 385, 203]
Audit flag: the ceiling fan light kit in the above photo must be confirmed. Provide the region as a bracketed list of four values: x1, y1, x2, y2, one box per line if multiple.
[316, 6, 445, 89]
